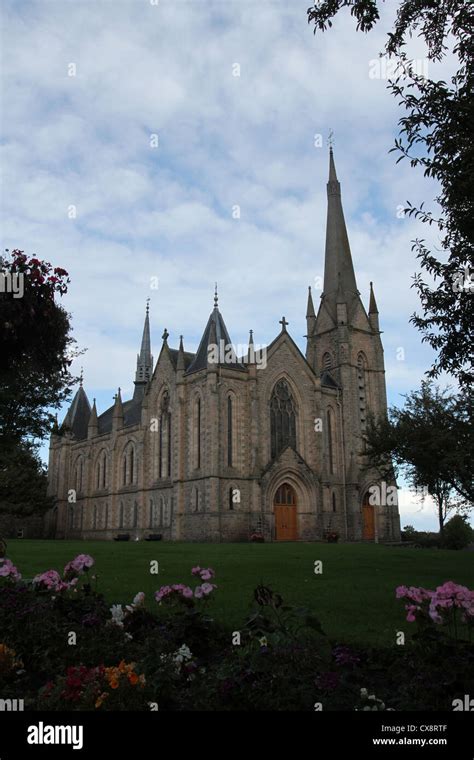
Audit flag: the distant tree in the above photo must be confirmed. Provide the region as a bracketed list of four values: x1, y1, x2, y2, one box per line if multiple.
[366, 382, 473, 533]
[308, 0, 474, 387]
[0, 440, 54, 517]
[442, 514, 473, 550]
[0, 249, 77, 442]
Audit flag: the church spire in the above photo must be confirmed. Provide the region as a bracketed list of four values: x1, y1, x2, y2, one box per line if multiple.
[177, 335, 185, 371]
[322, 148, 358, 313]
[369, 281, 379, 314]
[306, 285, 316, 337]
[88, 398, 98, 438]
[134, 300, 153, 399]
[368, 281, 380, 331]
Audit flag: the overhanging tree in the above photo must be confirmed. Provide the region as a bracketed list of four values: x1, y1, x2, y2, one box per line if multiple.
[0, 249, 78, 518]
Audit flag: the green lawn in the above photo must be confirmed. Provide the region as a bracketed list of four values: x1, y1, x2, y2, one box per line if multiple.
[6, 540, 474, 646]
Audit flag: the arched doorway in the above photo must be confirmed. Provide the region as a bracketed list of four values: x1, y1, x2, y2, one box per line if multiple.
[274, 483, 297, 541]
[362, 491, 375, 540]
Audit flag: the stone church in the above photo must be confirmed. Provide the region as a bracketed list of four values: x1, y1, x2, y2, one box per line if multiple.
[48, 149, 401, 543]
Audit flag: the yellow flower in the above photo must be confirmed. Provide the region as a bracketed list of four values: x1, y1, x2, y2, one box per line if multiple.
[95, 692, 109, 708]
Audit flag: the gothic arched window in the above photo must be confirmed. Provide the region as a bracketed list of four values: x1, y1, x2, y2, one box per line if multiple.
[270, 380, 297, 459]
[96, 450, 107, 490]
[122, 442, 136, 486]
[227, 395, 237, 467]
[75, 457, 83, 493]
[193, 397, 201, 469]
[159, 391, 172, 478]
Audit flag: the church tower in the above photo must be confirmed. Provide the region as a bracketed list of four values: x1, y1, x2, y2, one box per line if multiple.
[306, 147, 398, 540]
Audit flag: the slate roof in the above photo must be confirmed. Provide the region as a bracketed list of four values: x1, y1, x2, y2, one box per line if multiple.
[60, 386, 91, 440]
[186, 306, 246, 374]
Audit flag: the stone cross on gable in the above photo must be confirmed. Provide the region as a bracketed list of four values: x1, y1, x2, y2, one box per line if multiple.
[279, 316, 289, 332]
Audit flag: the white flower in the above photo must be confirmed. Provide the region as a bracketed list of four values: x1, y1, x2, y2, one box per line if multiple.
[172, 644, 192, 673]
[110, 604, 125, 627]
[360, 688, 368, 698]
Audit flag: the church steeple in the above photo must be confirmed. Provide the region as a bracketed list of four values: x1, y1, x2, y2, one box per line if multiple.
[322, 148, 358, 314]
[134, 300, 153, 399]
[368, 281, 380, 331]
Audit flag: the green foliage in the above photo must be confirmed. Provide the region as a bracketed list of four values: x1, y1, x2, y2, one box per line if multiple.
[0, 249, 78, 442]
[0, 440, 53, 517]
[366, 382, 473, 531]
[308, 1, 474, 387]
[442, 514, 473, 551]
[1, 563, 473, 711]
[401, 525, 417, 541]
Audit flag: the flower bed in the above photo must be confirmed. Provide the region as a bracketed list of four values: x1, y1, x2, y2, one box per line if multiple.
[0, 555, 473, 711]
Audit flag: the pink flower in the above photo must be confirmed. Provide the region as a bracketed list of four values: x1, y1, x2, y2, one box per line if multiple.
[64, 554, 94, 577]
[406, 605, 418, 623]
[34, 570, 62, 590]
[195, 582, 216, 597]
[395, 585, 408, 599]
[191, 566, 202, 577]
[155, 585, 172, 602]
[0, 559, 21, 581]
[200, 569, 215, 581]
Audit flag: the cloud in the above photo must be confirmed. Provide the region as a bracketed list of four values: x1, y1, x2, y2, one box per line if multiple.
[2, 1, 458, 533]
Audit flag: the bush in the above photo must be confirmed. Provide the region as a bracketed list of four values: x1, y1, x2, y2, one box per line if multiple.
[1, 554, 474, 710]
[401, 525, 417, 542]
[414, 532, 441, 549]
[442, 515, 473, 550]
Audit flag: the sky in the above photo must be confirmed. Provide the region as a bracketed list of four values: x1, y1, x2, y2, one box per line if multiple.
[1, 0, 457, 530]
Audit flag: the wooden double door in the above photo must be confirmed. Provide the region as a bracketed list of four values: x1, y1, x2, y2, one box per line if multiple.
[274, 483, 297, 541]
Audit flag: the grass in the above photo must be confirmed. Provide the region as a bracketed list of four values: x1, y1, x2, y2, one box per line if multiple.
[6, 540, 474, 646]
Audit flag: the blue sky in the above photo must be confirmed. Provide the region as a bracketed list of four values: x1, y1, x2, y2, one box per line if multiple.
[1, 0, 457, 530]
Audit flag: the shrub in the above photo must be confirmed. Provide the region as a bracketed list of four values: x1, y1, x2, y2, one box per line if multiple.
[442, 514, 473, 550]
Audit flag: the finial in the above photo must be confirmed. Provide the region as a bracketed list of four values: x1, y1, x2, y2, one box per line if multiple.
[214, 282, 218, 309]
[79, 367, 83, 387]
[279, 316, 289, 332]
[146, 297, 150, 315]
[327, 129, 334, 150]
[162, 328, 169, 342]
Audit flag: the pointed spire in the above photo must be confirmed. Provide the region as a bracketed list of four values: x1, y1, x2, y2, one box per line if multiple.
[368, 281, 380, 331]
[306, 285, 316, 339]
[112, 388, 124, 430]
[177, 335, 185, 371]
[61, 384, 91, 439]
[306, 286, 316, 318]
[322, 148, 358, 313]
[369, 281, 379, 314]
[134, 300, 153, 397]
[247, 329, 255, 365]
[187, 291, 236, 374]
[88, 398, 98, 438]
